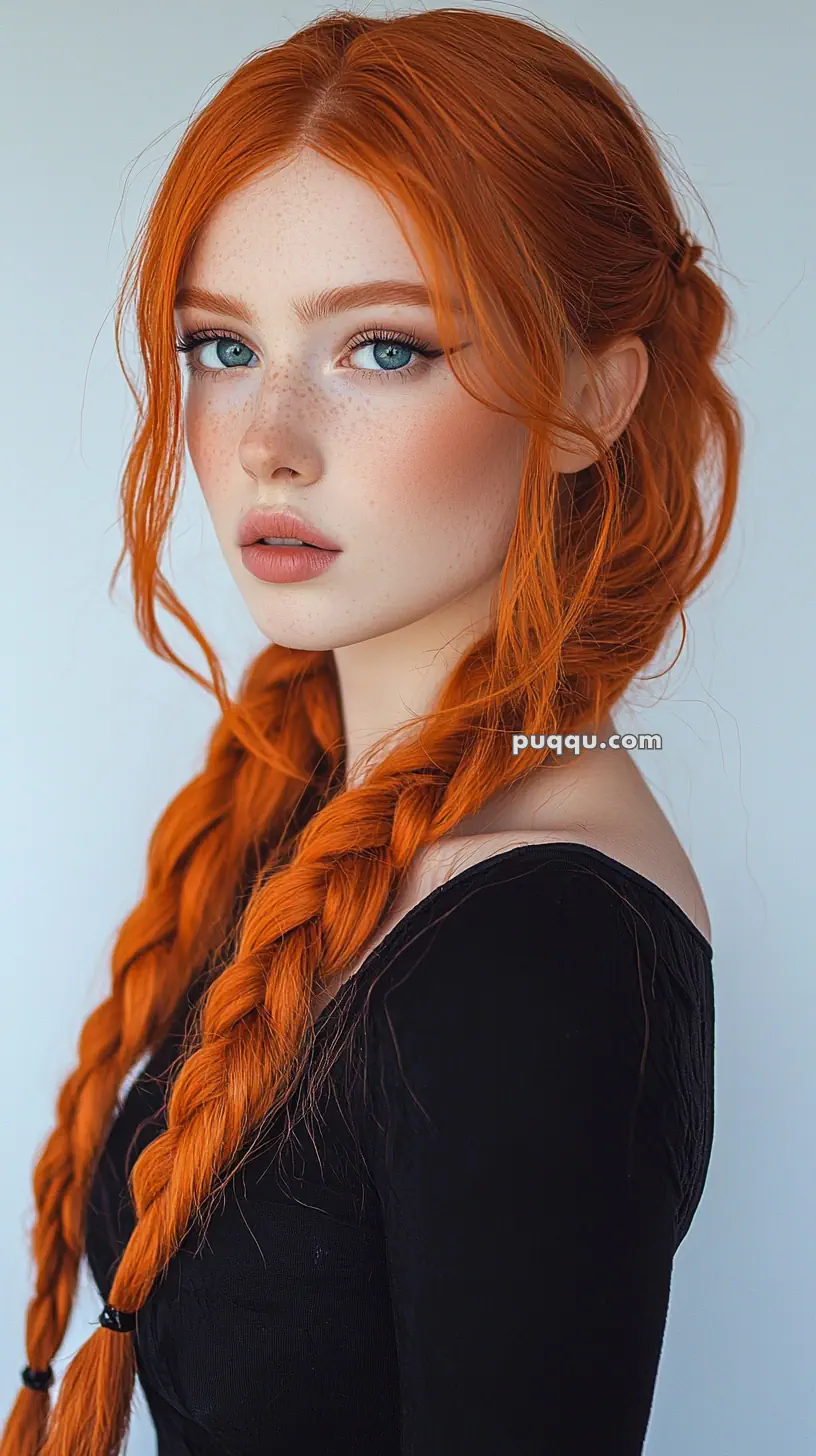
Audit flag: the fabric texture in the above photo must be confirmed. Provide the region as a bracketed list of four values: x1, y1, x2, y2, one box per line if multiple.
[84, 841, 715, 1455]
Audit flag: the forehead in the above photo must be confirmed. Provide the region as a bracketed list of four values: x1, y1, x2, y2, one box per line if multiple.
[178, 150, 437, 309]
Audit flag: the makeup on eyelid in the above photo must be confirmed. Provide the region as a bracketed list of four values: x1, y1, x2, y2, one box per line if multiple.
[174, 323, 448, 384]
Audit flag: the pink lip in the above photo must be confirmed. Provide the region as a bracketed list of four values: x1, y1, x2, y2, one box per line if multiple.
[236, 505, 341, 552]
[240, 542, 340, 584]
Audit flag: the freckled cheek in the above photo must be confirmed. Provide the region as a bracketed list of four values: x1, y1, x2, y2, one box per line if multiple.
[367, 397, 523, 556]
[180, 381, 523, 567]
[182, 390, 245, 512]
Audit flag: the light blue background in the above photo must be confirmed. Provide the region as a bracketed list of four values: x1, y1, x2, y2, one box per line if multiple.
[1, 2, 813, 1450]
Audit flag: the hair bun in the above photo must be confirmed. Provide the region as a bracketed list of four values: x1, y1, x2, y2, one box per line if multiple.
[671, 230, 703, 282]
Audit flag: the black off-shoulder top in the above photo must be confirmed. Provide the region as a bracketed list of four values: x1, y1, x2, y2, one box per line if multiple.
[84, 841, 715, 1455]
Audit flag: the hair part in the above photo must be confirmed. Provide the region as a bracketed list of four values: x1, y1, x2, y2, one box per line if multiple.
[2, 9, 742, 1452]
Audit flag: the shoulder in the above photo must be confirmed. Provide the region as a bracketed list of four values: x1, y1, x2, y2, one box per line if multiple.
[357, 835, 715, 1249]
[361, 835, 711, 1066]
[415, 826, 711, 945]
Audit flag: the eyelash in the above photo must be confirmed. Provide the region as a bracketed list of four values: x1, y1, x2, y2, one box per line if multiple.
[173, 324, 444, 385]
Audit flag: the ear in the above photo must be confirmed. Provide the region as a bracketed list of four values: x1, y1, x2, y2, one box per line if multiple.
[550, 335, 649, 474]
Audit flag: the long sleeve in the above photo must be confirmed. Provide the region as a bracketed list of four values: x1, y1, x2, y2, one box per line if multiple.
[357, 855, 713, 1455]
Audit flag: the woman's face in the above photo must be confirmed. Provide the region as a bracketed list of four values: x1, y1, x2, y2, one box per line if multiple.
[174, 147, 530, 651]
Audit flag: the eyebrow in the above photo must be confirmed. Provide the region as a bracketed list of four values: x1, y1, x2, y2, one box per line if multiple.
[173, 280, 465, 326]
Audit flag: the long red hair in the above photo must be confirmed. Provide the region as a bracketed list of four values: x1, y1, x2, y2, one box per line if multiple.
[3, 8, 742, 1452]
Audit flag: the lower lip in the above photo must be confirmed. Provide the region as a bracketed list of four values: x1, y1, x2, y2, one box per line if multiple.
[239, 542, 341, 583]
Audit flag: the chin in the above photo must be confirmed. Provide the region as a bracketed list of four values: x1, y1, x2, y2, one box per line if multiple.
[246, 611, 370, 653]
[250, 618, 342, 652]
[247, 600, 437, 653]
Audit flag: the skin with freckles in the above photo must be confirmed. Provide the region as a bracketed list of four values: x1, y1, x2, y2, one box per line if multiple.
[175, 149, 535, 760]
[174, 147, 711, 961]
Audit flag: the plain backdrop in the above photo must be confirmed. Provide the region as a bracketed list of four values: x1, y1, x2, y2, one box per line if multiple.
[1, 1, 813, 1451]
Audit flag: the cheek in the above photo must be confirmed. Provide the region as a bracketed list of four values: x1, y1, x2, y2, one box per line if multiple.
[367, 388, 526, 557]
[181, 374, 527, 573]
[183, 389, 243, 518]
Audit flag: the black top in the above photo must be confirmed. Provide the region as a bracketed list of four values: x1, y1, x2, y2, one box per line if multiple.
[84, 841, 715, 1456]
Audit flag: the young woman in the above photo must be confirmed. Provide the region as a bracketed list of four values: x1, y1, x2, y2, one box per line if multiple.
[3, 8, 742, 1454]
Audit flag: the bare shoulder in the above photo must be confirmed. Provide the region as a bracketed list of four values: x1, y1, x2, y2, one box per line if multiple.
[417, 741, 714, 945]
[415, 825, 712, 945]
[312, 773, 712, 1022]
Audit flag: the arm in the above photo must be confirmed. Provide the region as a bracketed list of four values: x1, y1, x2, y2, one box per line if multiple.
[359, 862, 703, 1455]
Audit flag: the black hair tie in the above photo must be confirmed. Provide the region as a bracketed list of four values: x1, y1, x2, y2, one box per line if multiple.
[21, 1304, 136, 1390]
[21, 1364, 53, 1392]
[98, 1301, 137, 1333]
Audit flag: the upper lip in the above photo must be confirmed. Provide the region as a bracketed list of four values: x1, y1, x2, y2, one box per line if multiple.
[237, 506, 341, 551]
